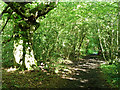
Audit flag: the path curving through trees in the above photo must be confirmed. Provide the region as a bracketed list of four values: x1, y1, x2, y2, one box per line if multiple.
[2, 55, 111, 89]
[58, 55, 110, 88]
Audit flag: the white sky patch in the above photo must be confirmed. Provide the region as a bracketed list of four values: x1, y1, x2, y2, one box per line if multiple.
[85, 18, 88, 21]
[77, 5, 81, 8]
[63, 41, 65, 46]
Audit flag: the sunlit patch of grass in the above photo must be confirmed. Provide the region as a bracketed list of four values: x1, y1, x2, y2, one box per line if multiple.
[2, 67, 76, 88]
[4, 67, 18, 72]
[44, 58, 73, 74]
[100, 64, 119, 88]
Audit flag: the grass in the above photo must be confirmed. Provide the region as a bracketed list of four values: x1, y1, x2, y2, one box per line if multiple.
[2, 68, 74, 89]
[2, 57, 119, 89]
[2, 60, 75, 89]
[100, 63, 119, 88]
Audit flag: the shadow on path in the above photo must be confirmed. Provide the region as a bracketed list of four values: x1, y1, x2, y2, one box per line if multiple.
[2, 55, 110, 88]
[59, 55, 109, 88]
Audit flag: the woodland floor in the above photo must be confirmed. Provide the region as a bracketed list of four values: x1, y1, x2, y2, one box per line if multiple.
[2, 55, 111, 89]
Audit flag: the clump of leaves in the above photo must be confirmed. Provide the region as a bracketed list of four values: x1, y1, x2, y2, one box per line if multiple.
[100, 64, 118, 88]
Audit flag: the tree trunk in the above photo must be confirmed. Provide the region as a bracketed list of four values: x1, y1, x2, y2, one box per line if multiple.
[116, 17, 119, 59]
[13, 25, 37, 70]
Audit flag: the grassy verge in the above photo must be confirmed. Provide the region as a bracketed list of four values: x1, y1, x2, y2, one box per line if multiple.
[100, 63, 119, 88]
[2, 59, 74, 89]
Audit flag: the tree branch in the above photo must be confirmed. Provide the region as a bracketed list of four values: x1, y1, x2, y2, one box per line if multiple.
[0, 6, 9, 18]
[0, 10, 13, 35]
[4, 2, 29, 19]
[37, 3, 56, 19]
[2, 35, 13, 44]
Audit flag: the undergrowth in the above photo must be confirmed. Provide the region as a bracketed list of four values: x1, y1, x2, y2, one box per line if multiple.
[100, 63, 119, 88]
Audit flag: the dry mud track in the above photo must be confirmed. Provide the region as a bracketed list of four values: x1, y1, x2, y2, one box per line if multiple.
[2, 55, 111, 89]
[58, 55, 110, 88]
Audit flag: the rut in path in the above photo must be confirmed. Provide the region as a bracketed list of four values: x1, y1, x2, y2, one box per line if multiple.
[59, 55, 109, 88]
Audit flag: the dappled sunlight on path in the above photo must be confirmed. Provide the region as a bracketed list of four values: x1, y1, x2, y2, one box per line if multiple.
[58, 55, 108, 88]
[2, 55, 110, 88]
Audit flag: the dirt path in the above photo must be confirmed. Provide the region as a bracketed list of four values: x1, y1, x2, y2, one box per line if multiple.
[2, 55, 110, 88]
[57, 55, 110, 88]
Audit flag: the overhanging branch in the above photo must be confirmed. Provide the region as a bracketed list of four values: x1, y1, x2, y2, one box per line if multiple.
[2, 34, 13, 44]
[4, 2, 29, 19]
[0, 10, 13, 35]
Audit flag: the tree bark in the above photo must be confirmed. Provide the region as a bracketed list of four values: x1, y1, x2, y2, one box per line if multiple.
[2, 2, 58, 70]
[13, 29, 37, 70]
[117, 1, 120, 87]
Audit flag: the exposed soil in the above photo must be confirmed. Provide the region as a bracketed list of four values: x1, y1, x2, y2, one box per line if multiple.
[2, 55, 110, 89]
[56, 55, 110, 88]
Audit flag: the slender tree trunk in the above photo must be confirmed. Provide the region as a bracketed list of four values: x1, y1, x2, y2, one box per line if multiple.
[118, 2, 120, 58]
[77, 33, 86, 56]
[97, 28, 107, 61]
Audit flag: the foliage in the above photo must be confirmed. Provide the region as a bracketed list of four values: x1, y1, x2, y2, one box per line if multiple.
[100, 64, 119, 88]
[0, 1, 119, 88]
[33, 2, 119, 65]
[1, 1, 58, 69]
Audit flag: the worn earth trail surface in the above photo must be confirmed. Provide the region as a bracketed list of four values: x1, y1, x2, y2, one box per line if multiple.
[2, 55, 110, 89]
[58, 55, 110, 88]
[51, 55, 110, 88]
